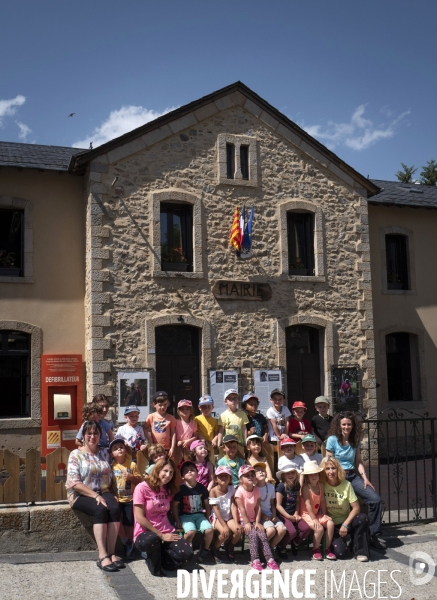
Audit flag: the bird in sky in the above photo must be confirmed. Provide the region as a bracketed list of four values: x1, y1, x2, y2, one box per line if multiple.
[68, 113, 75, 117]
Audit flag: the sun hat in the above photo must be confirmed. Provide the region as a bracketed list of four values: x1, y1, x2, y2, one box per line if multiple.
[198, 395, 214, 406]
[276, 466, 300, 479]
[314, 395, 330, 406]
[180, 460, 198, 473]
[239, 464, 256, 478]
[246, 434, 263, 444]
[215, 466, 232, 477]
[222, 434, 239, 445]
[190, 439, 206, 451]
[177, 399, 192, 408]
[292, 401, 307, 409]
[302, 434, 317, 443]
[109, 437, 126, 452]
[124, 405, 140, 415]
[280, 438, 296, 447]
[302, 460, 324, 475]
[270, 388, 285, 398]
[224, 388, 239, 401]
[242, 392, 259, 404]
[153, 391, 168, 401]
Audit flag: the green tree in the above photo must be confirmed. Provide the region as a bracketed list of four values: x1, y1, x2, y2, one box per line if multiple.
[420, 160, 437, 186]
[395, 163, 417, 183]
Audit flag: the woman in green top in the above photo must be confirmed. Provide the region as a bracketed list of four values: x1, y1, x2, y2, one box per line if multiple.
[320, 456, 370, 562]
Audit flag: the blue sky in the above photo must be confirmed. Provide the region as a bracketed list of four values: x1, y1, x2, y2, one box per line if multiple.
[1, 0, 436, 180]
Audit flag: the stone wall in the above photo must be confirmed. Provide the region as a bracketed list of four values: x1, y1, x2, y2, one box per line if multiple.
[83, 93, 376, 413]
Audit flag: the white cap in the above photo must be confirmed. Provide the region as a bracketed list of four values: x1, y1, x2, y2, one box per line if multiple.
[224, 388, 238, 401]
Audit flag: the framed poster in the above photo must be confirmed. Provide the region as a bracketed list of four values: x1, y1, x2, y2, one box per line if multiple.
[118, 370, 152, 422]
[331, 366, 361, 413]
[209, 370, 239, 407]
[254, 369, 284, 415]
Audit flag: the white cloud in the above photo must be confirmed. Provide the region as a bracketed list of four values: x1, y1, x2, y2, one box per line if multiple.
[0, 95, 26, 126]
[16, 121, 32, 142]
[72, 104, 178, 149]
[303, 104, 410, 151]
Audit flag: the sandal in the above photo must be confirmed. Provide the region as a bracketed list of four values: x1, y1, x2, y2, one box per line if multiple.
[111, 555, 126, 569]
[97, 555, 119, 572]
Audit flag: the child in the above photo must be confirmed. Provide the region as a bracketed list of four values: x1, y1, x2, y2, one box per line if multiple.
[194, 395, 219, 462]
[289, 401, 313, 442]
[217, 389, 248, 452]
[301, 434, 323, 465]
[144, 391, 177, 458]
[175, 399, 198, 465]
[234, 465, 280, 572]
[189, 440, 214, 488]
[299, 461, 336, 561]
[144, 443, 166, 476]
[254, 464, 287, 553]
[217, 435, 245, 488]
[275, 467, 311, 558]
[110, 437, 143, 556]
[242, 393, 268, 440]
[93, 393, 115, 429]
[310, 396, 333, 445]
[208, 465, 242, 562]
[246, 435, 274, 483]
[266, 389, 291, 442]
[172, 460, 214, 563]
[117, 405, 148, 452]
[76, 402, 114, 449]
[277, 438, 304, 473]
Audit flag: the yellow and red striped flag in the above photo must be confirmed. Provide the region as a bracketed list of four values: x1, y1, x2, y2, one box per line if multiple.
[229, 205, 242, 251]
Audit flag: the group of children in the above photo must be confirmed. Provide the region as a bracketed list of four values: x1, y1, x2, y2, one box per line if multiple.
[77, 389, 337, 569]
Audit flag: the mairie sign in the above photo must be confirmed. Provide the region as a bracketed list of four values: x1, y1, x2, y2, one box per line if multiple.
[212, 280, 272, 301]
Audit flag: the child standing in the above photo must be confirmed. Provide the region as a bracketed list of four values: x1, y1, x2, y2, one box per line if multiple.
[266, 389, 291, 472]
[172, 461, 214, 563]
[234, 465, 280, 572]
[254, 464, 287, 553]
[301, 434, 323, 465]
[93, 393, 115, 429]
[310, 396, 333, 445]
[189, 440, 214, 488]
[175, 400, 198, 465]
[144, 392, 177, 458]
[299, 461, 336, 561]
[117, 405, 148, 453]
[217, 389, 248, 454]
[217, 435, 245, 488]
[194, 395, 219, 462]
[208, 466, 242, 563]
[76, 403, 114, 449]
[277, 438, 304, 473]
[288, 401, 313, 443]
[242, 393, 269, 440]
[246, 435, 274, 483]
[110, 438, 143, 556]
[144, 443, 166, 476]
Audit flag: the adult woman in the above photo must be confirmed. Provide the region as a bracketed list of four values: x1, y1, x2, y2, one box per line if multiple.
[326, 412, 385, 549]
[66, 420, 122, 572]
[320, 456, 370, 561]
[133, 458, 193, 576]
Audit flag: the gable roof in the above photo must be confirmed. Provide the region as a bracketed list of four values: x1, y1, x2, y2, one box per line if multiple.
[369, 179, 437, 209]
[69, 81, 379, 195]
[0, 141, 86, 172]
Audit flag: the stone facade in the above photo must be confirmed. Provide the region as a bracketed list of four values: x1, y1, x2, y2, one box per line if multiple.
[83, 91, 377, 414]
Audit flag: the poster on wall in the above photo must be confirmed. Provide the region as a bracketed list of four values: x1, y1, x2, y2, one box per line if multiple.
[254, 369, 284, 415]
[331, 366, 361, 413]
[118, 370, 151, 422]
[209, 370, 239, 408]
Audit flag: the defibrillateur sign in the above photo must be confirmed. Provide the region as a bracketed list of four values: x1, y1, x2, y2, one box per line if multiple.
[47, 430, 61, 448]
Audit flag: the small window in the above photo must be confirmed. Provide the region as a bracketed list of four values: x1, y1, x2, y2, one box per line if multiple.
[160, 203, 193, 272]
[240, 145, 249, 180]
[226, 143, 235, 179]
[0, 209, 24, 277]
[287, 212, 315, 275]
[386, 332, 420, 401]
[0, 330, 31, 418]
[386, 234, 409, 290]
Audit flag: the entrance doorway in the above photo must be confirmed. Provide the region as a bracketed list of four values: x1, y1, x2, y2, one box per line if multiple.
[286, 325, 322, 417]
[155, 325, 201, 415]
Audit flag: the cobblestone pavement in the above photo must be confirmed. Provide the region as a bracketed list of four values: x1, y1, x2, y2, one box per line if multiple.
[0, 524, 436, 600]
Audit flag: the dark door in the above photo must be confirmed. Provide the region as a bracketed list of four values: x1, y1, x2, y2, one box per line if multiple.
[286, 325, 321, 417]
[155, 325, 200, 415]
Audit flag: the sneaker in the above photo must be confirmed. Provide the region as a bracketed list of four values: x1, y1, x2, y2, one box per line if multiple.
[325, 547, 337, 561]
[250, 559, 263, 572]
[267, 558, 280, 571]
[225, 542, 235, 562]
[370, 536, 387, 550]
[210, 547, 222, 564]
[312, 548, 323, 561]
[276, 547, 288, 560]
[197, 548, 213, 563]
[124, 539, 134, 557]
[356, 555, 369, 562]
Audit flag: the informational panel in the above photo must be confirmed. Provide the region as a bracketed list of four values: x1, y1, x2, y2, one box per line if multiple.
[118, 370, 151, 422]
[254, 369, 284, 415]
[331, 366, 361, 414]
[209, 370, 239, 406]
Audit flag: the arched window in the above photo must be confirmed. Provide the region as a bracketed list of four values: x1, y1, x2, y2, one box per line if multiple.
[0, 330, 31, 417]
[385, 332, 420, 401]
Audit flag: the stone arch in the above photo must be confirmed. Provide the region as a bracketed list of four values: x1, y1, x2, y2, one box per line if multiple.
[379, 225, 416, 294]
[0, 196, 34, 283]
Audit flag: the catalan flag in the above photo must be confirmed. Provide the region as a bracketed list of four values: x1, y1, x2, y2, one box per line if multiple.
[229, 205, 242, 251]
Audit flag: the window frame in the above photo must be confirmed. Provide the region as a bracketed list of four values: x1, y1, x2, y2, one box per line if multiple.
[287, 211, 315, 276]
[217, 134, 258, 187]
[385, 234, 409, 290]
[160, 202, 193, 272]
[380, 226, 416, 295]
[0, 197, 33, 284]
[0, 330, 31, 418]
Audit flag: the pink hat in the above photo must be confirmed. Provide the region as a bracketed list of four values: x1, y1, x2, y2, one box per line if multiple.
[280, 437, 297, 447]
[239, 464, 256, 478]
[178, 399, 192, 408]
[215, 466, 232, 477]
[292, 401, 307, 409]
[189, 439, 206, 451]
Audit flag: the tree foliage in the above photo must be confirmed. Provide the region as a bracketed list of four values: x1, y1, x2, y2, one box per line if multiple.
[395, 163, 417, 183]
[420, 160, 437, 186]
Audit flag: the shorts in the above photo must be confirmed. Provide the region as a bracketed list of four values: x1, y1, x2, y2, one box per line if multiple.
[262, 518, 286, 531]
[180, 513, 212, 534]
[120, 501, 134, 527]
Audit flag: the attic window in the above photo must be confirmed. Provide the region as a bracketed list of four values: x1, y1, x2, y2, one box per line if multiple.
[217, 134, 258, 187]
[409, 189, 423, 194]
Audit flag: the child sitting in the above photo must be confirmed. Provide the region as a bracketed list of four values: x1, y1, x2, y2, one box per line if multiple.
[234, 465, 280, 572]
[110, 438, 143, 556]
[217, 435, 245, 488]
[172, 460, 214, 563]
[254, 464, 287, 553]
[194, 395, 219, 462]
[301, 434, 323, 465]
[117, 405, 148, 453]
[288, 401, 313, 443]
[246, 435, 274, 483]
[144, 443, 166, 476]
[217, 389, 248, 453]
[175, 399, 198, 466]
[76, 403, 114, 449]
[310, 396, 333, 444]
[299, 461, 336, 561]
[208, 465, 242, 562]
[189, 440, 214, 488]
[144, 391, 177, 458]
[275, 467, 311, 559]
[277, 438, 304, 473]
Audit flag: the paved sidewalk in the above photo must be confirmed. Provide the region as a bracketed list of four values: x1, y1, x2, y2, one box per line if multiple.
[0, 523, 436, 600]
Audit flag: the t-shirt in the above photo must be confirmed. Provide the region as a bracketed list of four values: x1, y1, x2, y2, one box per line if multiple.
[174, 482, 209, 516]
[175, 419, 197, 442]
[311, 414, 333, 442]
[77, 419, 113, 448]
[218, 409, 249, 445]
[246, 412, 268, 438]
[116, 424, 145, 451]
[325, 436, 359, 471]
[277, 454, 304, 473]
[235, 485, 260, 523]
[288, 418, 313, 437]
[111, 459, 142, 503]
[217, 455, 245, 487]
[258, 482, 275, 517]
[301, 452, 323, 466]
[194, 414, 218, 442]
[276, 481, 300, 515]
[266, 406, 292, 441]
[145, 413, 177, 450]
[324, 480, 358, 525]
[133, 481, 175, 540]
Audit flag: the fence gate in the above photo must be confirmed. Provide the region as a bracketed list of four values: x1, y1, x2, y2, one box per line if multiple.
[362, 410, 437, 525]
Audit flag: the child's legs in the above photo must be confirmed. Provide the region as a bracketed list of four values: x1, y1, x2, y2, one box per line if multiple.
[262, 442, 274, 476]
[324, 519, 335, 547]
[227, 519, 242, 544]
[120, 502, 134, 542]
[180, 515, 197, 544]
[255, 527, 274, 562]
[305, 518, 324, 548]
[270, 522, 287, 547]
[213, 520, 231, 547]
[280, 518, 297, 547]
[264, 525, 276, 541]
[295, 518, 312, 545]
[206, 441, 215, 463]
[198, 514, 214, 549]
[247, 526, 260, 562]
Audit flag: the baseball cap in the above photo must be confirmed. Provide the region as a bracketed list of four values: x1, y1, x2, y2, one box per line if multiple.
[246, 434, 263, 445]
[239, 464, 255, 478]
[242, 393, 259, 404]
[224, 388, 239, 401]
[252, 462, 266, 470]
[292, 401, 307, 409]
[222, 434, 239, 445]
[302, 434, 317, 443]
[124, 405, 140, 415]
[180, 460, 198, 474]
[177, 399, 192, 408]
[215, 466, 232, 477]
[315, 395, 330, 406]
[280, 437, 296, 447]
[109, 437, 126, 452]
[153, 391, 168, 401]
[190, 439, 206, 451]
[198, 395, 214, 406]
[270, 388, 285, 398]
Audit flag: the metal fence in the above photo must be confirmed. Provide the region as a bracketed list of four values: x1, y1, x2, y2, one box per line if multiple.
[361, 409, 437, 525]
